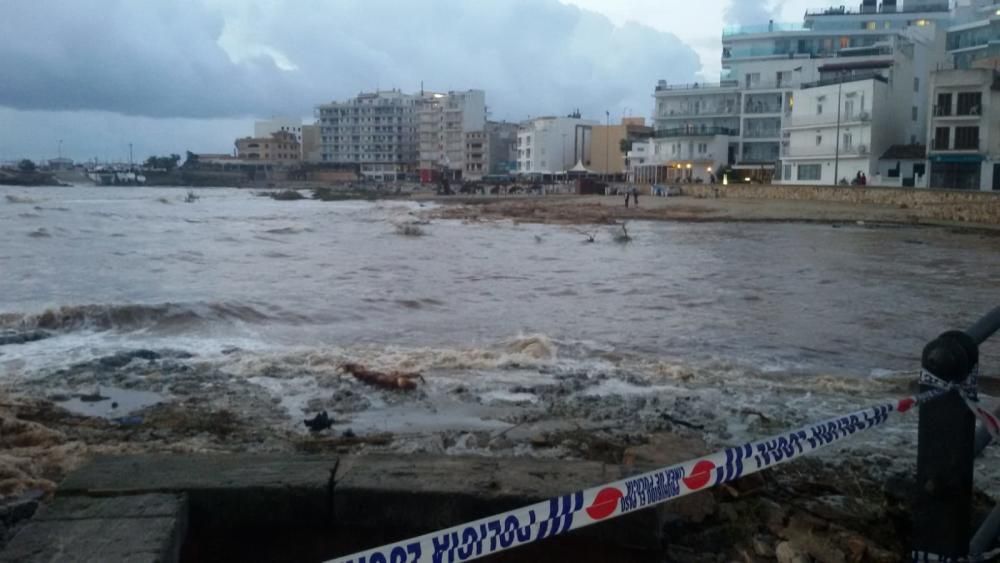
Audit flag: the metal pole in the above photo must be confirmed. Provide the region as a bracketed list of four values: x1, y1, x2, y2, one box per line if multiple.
[914, 319, 984, 559]
[605, 110, 610, 182]
[833, 74, 843, 186]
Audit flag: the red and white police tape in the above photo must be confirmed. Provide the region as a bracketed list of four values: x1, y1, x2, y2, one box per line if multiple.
[328, 389, 945, 563]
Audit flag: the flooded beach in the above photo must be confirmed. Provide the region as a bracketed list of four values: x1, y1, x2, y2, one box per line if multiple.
[1, 186, 1000, 512]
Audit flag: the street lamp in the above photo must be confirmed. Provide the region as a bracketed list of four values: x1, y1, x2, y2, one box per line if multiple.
[833, 71, 844, 185]
[605, 110, 610, 182]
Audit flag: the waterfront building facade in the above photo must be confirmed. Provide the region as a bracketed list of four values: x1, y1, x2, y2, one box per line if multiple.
[927, 66, 1000, 190]
[516, 116, 598, 176]
[235, 131, 301, 164]
[317, 90, 423, 182]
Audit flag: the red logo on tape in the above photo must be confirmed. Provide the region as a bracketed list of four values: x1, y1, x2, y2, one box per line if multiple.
[586, 487, 623, 520]
[682, 460, 715, 490]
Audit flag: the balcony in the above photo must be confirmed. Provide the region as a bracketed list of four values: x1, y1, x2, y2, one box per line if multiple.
[744, 129, 782, 139]
[655, 80, 740, 92]
[722, 22, 808, 37]
[658, 107, 739, 118]
[654, 127, 738, 138]
[786, 112, 871, 128]
[744, 104, 784, 114]
[782, 144, 870, 158]
[931, 139, 980, 151]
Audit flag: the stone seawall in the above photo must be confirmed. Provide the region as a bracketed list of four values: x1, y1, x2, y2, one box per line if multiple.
[679, 184, 1000, 225]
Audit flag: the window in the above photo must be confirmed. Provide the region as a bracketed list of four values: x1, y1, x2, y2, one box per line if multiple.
[865, 21, 877, 30]
[934, 127, 950, 150]
[817, 103, 823, 115]
[914, 77, 920, 92]
[912, 107, 918, 121]
[957, 92, 982, 116]
[844, 100, 854, 118]
[816, 134, 823, 146]
[783, 165, 792, 179]
[955, 127, 979, 150]
[843, 132, 853, 149]
[936, 93, 952, 116]
[798, 164, 821, 180]
[698, 143, 708, 154]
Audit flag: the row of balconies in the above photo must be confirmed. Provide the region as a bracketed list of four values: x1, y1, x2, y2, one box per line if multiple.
[781, 144, 869, 157]
[785, 112, 871, 128]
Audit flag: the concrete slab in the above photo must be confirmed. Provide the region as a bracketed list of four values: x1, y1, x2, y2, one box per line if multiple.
[59, 454, 338, 494]
[55, 454, 684, 551]
[0, 494, 186, 563]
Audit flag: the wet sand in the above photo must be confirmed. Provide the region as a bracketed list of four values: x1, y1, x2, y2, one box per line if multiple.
[426, 194, 1000, 231]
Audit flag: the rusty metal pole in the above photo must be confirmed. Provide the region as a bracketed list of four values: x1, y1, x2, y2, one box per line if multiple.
[913, 329, 980, 559]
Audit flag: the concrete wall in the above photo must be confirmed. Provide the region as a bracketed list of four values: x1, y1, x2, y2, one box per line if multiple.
[678, 183, 1000, 224]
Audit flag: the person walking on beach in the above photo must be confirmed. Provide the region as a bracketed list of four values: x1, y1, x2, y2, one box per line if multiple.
[624, 189, 630, 208]
[631, 186, 639, 208]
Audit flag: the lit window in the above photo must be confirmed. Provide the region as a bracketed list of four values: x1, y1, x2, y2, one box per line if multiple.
[865, 22, 876, 30]
[915, 19, 928, 27]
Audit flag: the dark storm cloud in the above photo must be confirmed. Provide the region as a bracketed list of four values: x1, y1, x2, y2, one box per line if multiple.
[0, 0, 701, 121]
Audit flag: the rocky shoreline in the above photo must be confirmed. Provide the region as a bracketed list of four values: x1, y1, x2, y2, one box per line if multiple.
[2, 341, 989, 561]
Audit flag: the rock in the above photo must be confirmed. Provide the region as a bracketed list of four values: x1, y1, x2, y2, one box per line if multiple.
[0, 330, 51, 346]
[753, 534, 776, 557]
[98, 349, 161, 369]
[775, 541, 810, 563]
[842, 533, 896, 563]
[757, 498, 788, 535]
[782, 512, 844, 563]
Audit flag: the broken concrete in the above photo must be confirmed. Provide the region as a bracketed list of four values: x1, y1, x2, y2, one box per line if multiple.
[6, 453, 708, 562]
[0, 494, 186, 563]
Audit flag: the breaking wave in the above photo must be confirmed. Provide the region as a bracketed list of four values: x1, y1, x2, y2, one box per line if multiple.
[0, 302, 284, 334]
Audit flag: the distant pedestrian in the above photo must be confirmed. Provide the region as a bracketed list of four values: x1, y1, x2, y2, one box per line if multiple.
[624, 191, 630, 208]
[860, 172, 867, 186]
[632, 187, 639, 207]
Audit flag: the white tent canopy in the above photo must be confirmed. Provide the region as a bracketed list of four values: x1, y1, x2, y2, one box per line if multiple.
[568, 160, 592, 174]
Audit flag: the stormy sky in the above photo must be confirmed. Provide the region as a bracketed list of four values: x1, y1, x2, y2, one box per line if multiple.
[0, 0, 814, 162]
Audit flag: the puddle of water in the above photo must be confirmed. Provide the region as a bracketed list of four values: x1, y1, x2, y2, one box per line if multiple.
[53, 387, 164, 418]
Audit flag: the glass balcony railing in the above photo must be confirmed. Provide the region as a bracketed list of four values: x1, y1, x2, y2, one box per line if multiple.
[654, 127, 738, 138]
[744, 129, 782, 139]
[722, 22, 809, 37]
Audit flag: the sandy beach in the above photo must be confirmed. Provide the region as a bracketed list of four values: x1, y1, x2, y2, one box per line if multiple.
[426, 194, 1000, 232]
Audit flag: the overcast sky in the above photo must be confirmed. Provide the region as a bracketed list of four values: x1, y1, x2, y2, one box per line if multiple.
[0, 0, 820, 162]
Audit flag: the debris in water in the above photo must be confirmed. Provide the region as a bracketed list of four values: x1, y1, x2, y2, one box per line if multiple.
[340, 362, 425, 391]
[304, 411, 334, 432]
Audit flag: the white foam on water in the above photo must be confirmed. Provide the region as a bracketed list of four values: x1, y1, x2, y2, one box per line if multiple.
[247, 375, 320, 420]
[480, 390, 539, 405]
[580, 378, 684, 398]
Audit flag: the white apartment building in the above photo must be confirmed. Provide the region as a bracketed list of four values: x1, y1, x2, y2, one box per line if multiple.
[516, 116, 597, 176]
[948, 0, 1000, 68]
[638, 82, 742, 183]
[782, 73, 911, 184]
[927, 66, 1000, 190]
[417, 90, 486, 182]
[316, 90, 424, 181]
[646, 0, 952, 183]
